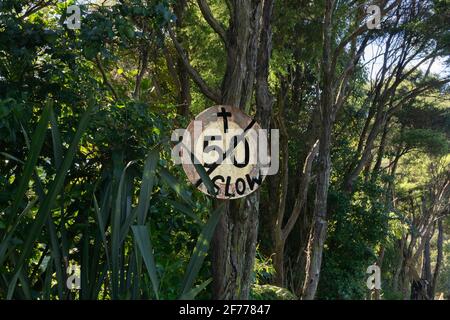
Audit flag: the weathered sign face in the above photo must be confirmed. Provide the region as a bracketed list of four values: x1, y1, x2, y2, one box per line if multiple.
[181, 105, 266, 199]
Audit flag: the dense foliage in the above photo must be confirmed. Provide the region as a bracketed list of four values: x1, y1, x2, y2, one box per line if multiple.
[0, 0, 449, 300]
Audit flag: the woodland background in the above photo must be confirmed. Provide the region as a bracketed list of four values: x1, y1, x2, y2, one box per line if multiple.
[0, 0, 449, 300]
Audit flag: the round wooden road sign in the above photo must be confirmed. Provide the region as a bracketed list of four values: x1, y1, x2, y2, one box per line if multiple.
[181, 105, 266, 199]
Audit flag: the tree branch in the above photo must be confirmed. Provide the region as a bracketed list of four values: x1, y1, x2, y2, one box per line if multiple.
[95, 55, 119, 101]
[168, 26, 221, 103]
[387, 77, 450, 117]
[282, 139, 319, 242]
[196, 0, 228, 46]
[331, 0, 401, 71]
[133, 45, 149, 100]
[22, 1, 56, 19]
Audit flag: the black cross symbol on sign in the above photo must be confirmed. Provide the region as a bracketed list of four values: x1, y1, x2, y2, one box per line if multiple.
[217, 107, 232, 132]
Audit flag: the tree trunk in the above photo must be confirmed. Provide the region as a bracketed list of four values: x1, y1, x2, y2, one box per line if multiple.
[274, 135, 319, 288]
[301, 0, 334, 299]
[393, 237, 405, 292]
[273, 235, 285, 287]
[212, 0, 273, 300]
[272, 111, 289, 286]
[299, 0, 373, 298]
[421, 233, 432, 299]
[344, 112, 387, 192]
[301, 114, 332, 299]
[170, 0, 272, 300]
[371, 118, 390, 180]
[174, 0, 191, 116]
[430, 219, 444, 299]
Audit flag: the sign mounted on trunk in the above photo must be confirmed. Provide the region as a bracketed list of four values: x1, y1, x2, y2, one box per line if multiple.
[171, 105, 279, 199]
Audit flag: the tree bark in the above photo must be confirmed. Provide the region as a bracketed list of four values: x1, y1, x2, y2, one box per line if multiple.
[171, 0, 270, 300]
[272, 111, 289, 286]
[211, 0, 273, 300]
[174, 0, 192, 116]
[301, 0, 334, 296]
[430, 219, 444, 299]
[301, 113, 332, 299]
[301, 0, 372, 299]
[419, 232, 432, 299]
[371, 117, 390, 180]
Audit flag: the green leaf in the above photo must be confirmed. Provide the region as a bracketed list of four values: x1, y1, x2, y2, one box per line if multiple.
[159, 168, 195, 207]
[122, 150, 159, 237]
[180, 142, 217, 197]
[6, 101, 52, 228]
[93, 194, 111, 271]
[131, 225, 159, 299]
[8, 99, 96, 299]
[166, 199, 203, 225]
[111, 160, 135, 299]
[6, 271, 20, 300]
[179, 278, 212, 300]
[180, 203, 225, 297]
[0, 152, 24, 164]
[193, 162, 217, 197]
[0, 199, 37, 267]
[49, 107, 63, 169]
